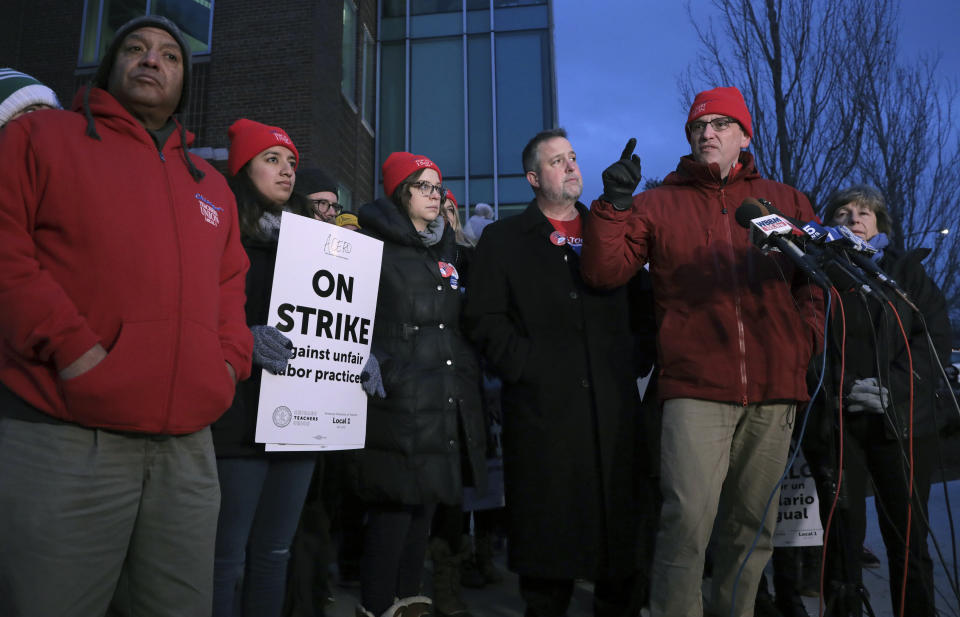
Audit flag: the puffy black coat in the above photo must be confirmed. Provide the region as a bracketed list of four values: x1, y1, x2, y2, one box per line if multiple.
[347, 198, 486, 505]
[463, 200, 640, 580]
[211, 236, 280, 457]
[810, 246, 953, 443]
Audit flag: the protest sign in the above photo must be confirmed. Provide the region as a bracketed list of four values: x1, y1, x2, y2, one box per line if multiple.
[255, 213, 382, 450]
[774, 441, 824, 547]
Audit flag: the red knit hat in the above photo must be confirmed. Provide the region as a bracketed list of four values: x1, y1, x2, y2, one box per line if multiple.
[686, 86, 753, 139]
[381, 151, 442, 196]
[444, 188, 457, 207]
[227, 118, 299, 176]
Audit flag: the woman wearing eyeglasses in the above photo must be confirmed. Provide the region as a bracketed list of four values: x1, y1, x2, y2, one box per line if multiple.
[348, 152, 486, 617]
[210, 119, 317, 617]
[296, 167, 343, 224]
[804, 185, 952, 617]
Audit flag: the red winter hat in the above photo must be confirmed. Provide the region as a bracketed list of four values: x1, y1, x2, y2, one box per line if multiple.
[227, 118, 299, 176]
[444, 188, 457, 207]
[686, 86, 753, 139]
[381, 151, 441, 196]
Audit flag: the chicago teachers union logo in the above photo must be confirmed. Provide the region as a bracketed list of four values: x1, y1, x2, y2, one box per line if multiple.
[272, 406, 292, 428]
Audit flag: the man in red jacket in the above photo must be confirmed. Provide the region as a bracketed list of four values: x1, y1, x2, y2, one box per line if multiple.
[0, 16, 252, 617]
[581, 87, 825, 617]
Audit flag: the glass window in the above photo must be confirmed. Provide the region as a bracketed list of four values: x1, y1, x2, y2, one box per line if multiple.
[79, 0, 212, 65]
[410, 37, 465, 177]
[411, 12, 461, 38]
[341, 0, 358, 105]
[381, 0, 406, 40]
[411, 0, 460, 14]
[498, 174, 532, 205]
[466, 7, 491, 33]
[494, 0, 546, 6]
[361, 28, 376, 129]
[493, 4, 549, 31]
[468, 34, 493, 176]
[466, 177, 495, 209]
[495, 31, 549, 175]
[379, 42, 406, 175]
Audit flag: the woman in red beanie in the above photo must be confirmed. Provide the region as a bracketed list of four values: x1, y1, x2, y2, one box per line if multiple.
[210, 119, 316, 617]
[348, 153, 487, 617]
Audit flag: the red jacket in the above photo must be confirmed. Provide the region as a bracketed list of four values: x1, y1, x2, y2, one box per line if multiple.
[0, 88, 252, 434]
[582, 153, 824, 405]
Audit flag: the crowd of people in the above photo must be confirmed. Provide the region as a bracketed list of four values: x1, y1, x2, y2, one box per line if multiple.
[0, 14, 956, 617]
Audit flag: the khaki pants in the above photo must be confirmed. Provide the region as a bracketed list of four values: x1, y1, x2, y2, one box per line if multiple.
[649, 399, 795, 617]
[0, 418, 220, 617]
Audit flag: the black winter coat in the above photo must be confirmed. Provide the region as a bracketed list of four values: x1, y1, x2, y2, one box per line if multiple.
[212, 236, 284, 457]
[463, 201, 640, 580]
[809, 245, 952, 450]
[347, 198, 486, 505]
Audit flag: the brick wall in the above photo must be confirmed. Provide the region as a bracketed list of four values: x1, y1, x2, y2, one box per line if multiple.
[1, 0, 376, 208]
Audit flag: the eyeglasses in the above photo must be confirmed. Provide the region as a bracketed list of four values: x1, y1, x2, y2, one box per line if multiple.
[686, 117, 739, 134]
[409, 181, 445, 197]
[311, 199, 342, 215]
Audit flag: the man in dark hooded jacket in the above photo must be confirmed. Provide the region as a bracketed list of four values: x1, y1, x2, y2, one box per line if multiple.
[0, 16, 251, 616]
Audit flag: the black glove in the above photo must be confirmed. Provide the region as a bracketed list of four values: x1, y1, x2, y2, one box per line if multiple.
[601, 138, 643, 211]
[360, 354, 386, 398]
[250, 325, 295, 374]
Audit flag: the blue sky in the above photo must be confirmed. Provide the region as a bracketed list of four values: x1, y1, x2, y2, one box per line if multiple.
[554, 0, 960, 204]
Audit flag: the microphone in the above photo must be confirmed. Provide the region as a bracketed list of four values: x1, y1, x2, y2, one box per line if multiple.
[742, 199, 896, 300]
[802, 219, 906, 296]
[735, 200, 833, 290]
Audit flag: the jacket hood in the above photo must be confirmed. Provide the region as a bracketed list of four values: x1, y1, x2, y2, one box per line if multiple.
[663, 151, 761, 188]
[73, 86, 204, 182]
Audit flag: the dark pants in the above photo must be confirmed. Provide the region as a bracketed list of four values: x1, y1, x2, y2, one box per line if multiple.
[361, 502, 436, 615]
[520, 575, 633, 617]
[213, 455, 317, 617]
[810, 415, 937, 616]
[0, 419, 220, 617]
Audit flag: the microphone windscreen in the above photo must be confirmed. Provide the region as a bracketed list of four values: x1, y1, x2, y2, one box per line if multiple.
[734, 198, 768, 229]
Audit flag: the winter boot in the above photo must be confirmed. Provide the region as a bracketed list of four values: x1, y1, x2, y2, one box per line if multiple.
[458, 535, 486, 589]
[474, 532, 503, 584]
[392, 596, 433, 617]
[429, 537, 471, 617]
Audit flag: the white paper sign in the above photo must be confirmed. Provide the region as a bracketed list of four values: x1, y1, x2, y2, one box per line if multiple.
[255, 213, 383, 450]
[774, 441, 824, 547]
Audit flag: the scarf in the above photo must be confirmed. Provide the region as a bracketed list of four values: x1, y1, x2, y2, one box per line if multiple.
[418, 215, 445, 247]
[257, 210, 283, 242]
[868, 232, 889, 263]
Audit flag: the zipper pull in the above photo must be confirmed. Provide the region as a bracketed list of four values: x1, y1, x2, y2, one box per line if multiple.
[159, 151, 166, 162]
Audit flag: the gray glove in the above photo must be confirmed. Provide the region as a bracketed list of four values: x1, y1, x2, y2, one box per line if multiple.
[251, 325, 295, 374]
[846, 377, 889, 414]
[360, 354, 386, 398]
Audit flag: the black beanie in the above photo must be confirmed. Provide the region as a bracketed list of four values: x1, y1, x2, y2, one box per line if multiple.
[92, 15, 191, 114]
[296, 167, 339, 195]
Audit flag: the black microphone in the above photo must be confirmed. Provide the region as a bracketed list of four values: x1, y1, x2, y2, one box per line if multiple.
[751, 200, 906, 297]
[734, 200, 833, 290]
[802, 219, 905, 297]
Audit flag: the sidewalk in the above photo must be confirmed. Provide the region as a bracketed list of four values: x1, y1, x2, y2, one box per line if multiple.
[325, 479, 959, 617]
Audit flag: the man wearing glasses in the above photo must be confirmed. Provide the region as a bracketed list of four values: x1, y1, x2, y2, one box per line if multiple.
[581, 87, 825, 617]
[297, 167, 342, 223]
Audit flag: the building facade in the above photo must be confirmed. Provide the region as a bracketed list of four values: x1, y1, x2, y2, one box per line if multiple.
[376, 0, 557, 219]
[1, 0, 556, 219]
[1, 0, 378, 210]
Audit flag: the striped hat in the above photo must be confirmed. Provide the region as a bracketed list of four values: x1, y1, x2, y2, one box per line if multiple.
[0, 68, 61, 126]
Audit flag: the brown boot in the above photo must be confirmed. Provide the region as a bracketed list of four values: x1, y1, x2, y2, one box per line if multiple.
[474, 532, 503, 584]
[429, 537, 471, 617]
